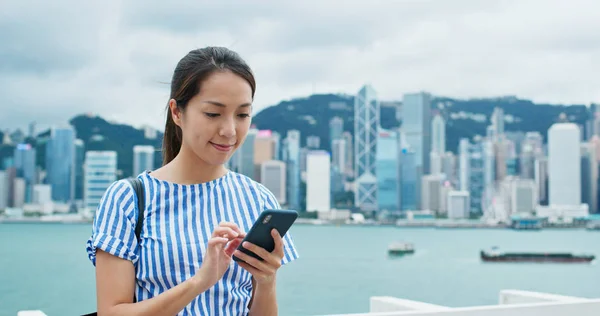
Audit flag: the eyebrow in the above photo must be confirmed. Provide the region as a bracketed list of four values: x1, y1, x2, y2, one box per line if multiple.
[204, 100, 252, 108]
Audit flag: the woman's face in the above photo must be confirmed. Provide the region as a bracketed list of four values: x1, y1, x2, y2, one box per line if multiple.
[170, 70, 253, 166]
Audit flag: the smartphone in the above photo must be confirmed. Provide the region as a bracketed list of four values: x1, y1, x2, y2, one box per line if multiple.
[232, 209, 298, 263]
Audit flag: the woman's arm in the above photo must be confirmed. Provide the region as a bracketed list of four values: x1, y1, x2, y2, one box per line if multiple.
[248, 277, 278, 316]
[96, 223, 244, 316]
[95, 250, 210, 316]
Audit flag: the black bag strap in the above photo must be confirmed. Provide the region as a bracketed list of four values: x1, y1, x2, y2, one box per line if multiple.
[125, 177, 145, 243]
[126, 177, 145, 304]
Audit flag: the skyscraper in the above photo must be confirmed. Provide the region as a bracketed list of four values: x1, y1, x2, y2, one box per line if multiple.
[306, 150, 331, 212]
[491, 107, 504, 138]
[400, 149, 417, 211]
[272, 132, 281, 161]
[402, 92, 431, 209]
[84, 151, 117, 213]
[442, 152, 457, 186]
[0, 171, 8, 210]
[581, 142, 598, 213]
[534, 156, 548, 205]
[482, 139, 496, 213]
[74, 139, 85, 200]
[376, 129, 400, 211]
[306, 135, 320, 149]
[284, 130, 301, 210]
[459, 138, 470, 192]
[13, 143, 36, 203]
[329, 117, 344, 143]
[260, 160, 286, 205]
[46, 126, 75, 202]
[510, 178, 537, 213]
[431, 113, 445, 155]
[331, 139, 346, 175]
[133, 145, 155, 176]
[460, 137, 487, 215]
[354, 84, 379, 211]
[448, 191, 470, 219]
[430, 113, 446, 176]
[403, 92, 432, 174]
[548, 123, 581, 206]
[343, 131, 354, 178]
[254, 130, 277, 181]
[421, 174, 444, 213]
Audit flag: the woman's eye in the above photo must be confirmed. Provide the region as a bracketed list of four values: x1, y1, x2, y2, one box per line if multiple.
[238, 113, 251, 118]
[205, 113, 220, 118]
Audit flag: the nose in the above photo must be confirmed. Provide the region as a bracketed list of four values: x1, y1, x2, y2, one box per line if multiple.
[219, 117, 236, 138]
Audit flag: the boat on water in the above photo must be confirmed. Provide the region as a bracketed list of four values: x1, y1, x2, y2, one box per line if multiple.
[586, 222, 600, 230]
[388, 242, 415, 256]
[480, 247, 595, 263]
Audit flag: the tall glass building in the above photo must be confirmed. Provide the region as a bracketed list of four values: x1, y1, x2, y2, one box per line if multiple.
[13, 143, 36, 203]
[84, 151, 117, 213]
[376, 129, 400, 211]
[354, 85, 379, 211]
[74, 139, 85, 200]
[402, 92, 432, 209]
[459, 138, 486, 215]
[285, 130, 301, 210]
[45, 127, 75, 202]
[400, 149, 417, 211]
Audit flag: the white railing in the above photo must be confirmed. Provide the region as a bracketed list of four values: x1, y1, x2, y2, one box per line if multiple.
[320, 290, 599, 316]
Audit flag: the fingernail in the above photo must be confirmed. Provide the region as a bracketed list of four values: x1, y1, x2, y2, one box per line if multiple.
[242, 241, 249, 247]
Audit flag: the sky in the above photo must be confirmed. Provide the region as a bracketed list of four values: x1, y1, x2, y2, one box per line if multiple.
[1, 0, 599, 132]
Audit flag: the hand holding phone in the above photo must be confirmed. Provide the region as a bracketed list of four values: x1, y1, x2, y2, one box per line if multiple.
[232, 209, 298, 285]
[232, 209, 298, 263]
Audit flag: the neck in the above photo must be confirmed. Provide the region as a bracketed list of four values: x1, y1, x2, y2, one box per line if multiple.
[167, 145, 228, 185]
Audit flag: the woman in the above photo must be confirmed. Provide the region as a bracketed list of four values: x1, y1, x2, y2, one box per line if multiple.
[85, 46, 299, 315]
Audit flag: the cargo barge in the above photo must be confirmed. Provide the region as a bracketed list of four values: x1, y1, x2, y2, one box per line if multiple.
[481, 247, 595, 263]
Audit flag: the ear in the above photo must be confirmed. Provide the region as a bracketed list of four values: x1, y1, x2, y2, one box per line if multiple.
[169, 99, 183, 127]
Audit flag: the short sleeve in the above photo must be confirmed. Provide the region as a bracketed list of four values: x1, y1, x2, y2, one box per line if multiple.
[259, 185, 299, 266]
[85, 179, 140, 266]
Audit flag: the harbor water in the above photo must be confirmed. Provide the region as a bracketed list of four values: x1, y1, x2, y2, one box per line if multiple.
[1, 223, 599, 315]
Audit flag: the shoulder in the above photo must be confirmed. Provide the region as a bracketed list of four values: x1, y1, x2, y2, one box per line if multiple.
[96, 178, 138, 219]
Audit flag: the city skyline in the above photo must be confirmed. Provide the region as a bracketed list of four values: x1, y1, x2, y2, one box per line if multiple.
[3, 83, 600, 223]
[1, 0, 599, 131]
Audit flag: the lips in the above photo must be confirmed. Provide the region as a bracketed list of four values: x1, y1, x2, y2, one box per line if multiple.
[210, 142, 234, 152]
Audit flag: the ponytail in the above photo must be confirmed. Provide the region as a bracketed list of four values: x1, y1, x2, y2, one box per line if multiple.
[162, 109, 182, 166]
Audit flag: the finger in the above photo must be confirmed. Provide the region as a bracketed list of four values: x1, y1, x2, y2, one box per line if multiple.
[242, 242, 279, 267]
[212, 226, 239, 239]
[233, 250, 272, 272]
[271, 229, 285, 257]
[208, 237, 229, 249]
[218, 222, 244, 236]
[224, 237, 243, 257]
[237, 261, 265, 278]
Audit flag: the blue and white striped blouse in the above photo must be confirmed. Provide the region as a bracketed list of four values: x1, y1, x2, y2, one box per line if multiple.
[85, 170, 299, 315]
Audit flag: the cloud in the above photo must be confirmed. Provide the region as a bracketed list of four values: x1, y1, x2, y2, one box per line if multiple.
[0, 0, 598, 132]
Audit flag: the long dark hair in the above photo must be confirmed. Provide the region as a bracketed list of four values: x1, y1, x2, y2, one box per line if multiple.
[162, 47, 256, 165]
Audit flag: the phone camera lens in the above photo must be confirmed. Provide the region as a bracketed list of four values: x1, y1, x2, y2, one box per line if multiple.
[263, 215, 272, 224]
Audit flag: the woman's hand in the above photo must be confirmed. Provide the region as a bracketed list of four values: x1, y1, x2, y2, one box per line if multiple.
[195, 222, 245, 288]
[233, 229, 284, 285]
